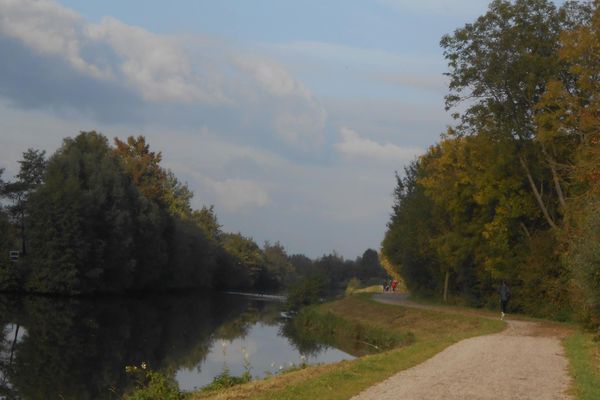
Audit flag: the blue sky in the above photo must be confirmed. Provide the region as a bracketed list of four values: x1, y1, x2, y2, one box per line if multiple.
[0, 0, 513, 258]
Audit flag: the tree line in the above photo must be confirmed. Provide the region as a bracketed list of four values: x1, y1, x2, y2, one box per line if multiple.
[0, 132, 386, 294]
[383, 0, 600, 326]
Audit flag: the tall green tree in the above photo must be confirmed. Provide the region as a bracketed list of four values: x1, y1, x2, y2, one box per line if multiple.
[26, 132, 142, 293]
[2, 150, 47, 255]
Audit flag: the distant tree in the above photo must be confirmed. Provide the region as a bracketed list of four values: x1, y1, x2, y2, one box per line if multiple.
[218, 233, 264, 289]
[162, 170, 193, 219]
[191, 205, 222, 242]
[261, 241, 296, 289]
[382, 164, 440, 297]
[0, 168, 14, 266]
[286, 275, 326, 311]
[289, 254, 315, 277]
[355, 248, 386, 282]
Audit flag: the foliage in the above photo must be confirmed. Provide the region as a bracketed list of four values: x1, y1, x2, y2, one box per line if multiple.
[192, 206, 222, 242]
[345, 277, 362, 296]
[124, 363, 182, 400]
[286, 275, 326, 311]
[382, 0, 600, 322]
[2, 149, 47, 256]
[200, 368, 251, 392]
[0, 131, 388, 295]
[290, 305, 414, 356]
[261, 241, 296, 289]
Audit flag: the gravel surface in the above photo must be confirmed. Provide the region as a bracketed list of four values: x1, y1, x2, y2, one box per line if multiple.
[351, 295, 572, 400]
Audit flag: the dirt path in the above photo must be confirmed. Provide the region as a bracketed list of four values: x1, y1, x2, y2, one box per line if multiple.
[351, 293, 573, 400]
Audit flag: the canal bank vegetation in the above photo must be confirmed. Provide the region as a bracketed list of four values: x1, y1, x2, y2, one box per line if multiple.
[0, 133, 387, 295]
[186, 294, 504, 400]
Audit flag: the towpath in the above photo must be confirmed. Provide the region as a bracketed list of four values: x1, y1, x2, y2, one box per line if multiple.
[351, 293, 572, 400]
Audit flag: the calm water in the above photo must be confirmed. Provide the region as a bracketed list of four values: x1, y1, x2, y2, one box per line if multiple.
[0, 292, 353, 400]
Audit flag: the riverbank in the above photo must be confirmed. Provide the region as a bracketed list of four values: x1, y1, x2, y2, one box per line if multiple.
[189, 293, 505, 400]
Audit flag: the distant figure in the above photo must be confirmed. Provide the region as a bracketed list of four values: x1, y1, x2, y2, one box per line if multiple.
[391, 279, 398, 292]
[384, 280, 390, 292]
[498, 281, 510, 320]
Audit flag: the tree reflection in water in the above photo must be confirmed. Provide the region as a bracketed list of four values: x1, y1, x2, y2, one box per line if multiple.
[0, 293, 253, 399]
[0, 293, 350, 400]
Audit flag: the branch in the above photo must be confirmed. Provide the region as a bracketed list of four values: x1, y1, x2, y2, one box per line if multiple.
[520, 155, 558, 230]
[541, 145, 567, 210]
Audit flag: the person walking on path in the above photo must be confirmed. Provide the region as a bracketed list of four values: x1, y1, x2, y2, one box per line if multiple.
[498, 281, 510, 320]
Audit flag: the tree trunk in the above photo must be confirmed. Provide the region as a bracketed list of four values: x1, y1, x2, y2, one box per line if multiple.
[519, 155, 558, 230]
[20, 209, 26, 256]
[542, 146, 567, 211]
[443, 269, 450, 303]
[9, 324, 20, 366]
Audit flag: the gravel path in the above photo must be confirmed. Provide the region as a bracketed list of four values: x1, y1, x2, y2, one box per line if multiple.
[351, 294, 572, 400]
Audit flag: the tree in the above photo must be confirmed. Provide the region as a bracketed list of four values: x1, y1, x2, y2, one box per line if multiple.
[440, 0, 591, 229]
[382, 163, 441, 297]
[162, 170, 193, 219]
[537, 5, 600, 324]
[114, 136, 167, 204]
[261, 241, 295, 289]
[191, 205, 222, 242]
[2, 149, 47, 255]
[219, 233, 264, 289]
[355, 249, 386, 282]
[26, 132, 141, 293]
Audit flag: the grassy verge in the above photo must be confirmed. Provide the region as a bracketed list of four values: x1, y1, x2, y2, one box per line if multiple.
[564, 332, 600, 399]
[290, 305, 414, 355]
[189, 294, 505, 400]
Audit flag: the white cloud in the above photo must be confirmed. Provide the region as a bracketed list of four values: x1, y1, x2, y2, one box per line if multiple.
[203, 177, 270, 213]
[0, 0, 327, 148]
[335, 126, 422, 162]
[234, 56, 311, 100]
[272, 106, 326, 147]
[0, 0, 109, 79]
[87, 17, 229, 103]
[234, 55, 327, 146]
[0, 0, 225, 103]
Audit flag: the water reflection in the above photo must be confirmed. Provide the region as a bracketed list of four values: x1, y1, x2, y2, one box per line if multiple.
[0, 293, 352, 399]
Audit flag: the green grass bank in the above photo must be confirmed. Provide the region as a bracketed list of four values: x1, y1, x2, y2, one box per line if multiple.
[189, 294, 505, 400]
[564, 332, 600, 399]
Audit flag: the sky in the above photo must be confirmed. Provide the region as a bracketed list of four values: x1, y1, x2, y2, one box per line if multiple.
[0, 0, 495, 259]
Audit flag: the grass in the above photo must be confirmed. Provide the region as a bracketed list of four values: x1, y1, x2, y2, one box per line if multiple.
[188, 294, 505, 400]
[564, 332, 600, 399]
[350, 285, 383, 295]
[290, 305, 414, 355]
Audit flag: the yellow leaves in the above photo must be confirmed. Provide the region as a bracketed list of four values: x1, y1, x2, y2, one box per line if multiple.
[378, 252, 403, 284]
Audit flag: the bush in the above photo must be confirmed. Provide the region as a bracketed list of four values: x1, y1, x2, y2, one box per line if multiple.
[200, 368, 251, 392]
[124, 364, 182, 400]
[286, 275, 326, 311]
[345, 277, 362, 296]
